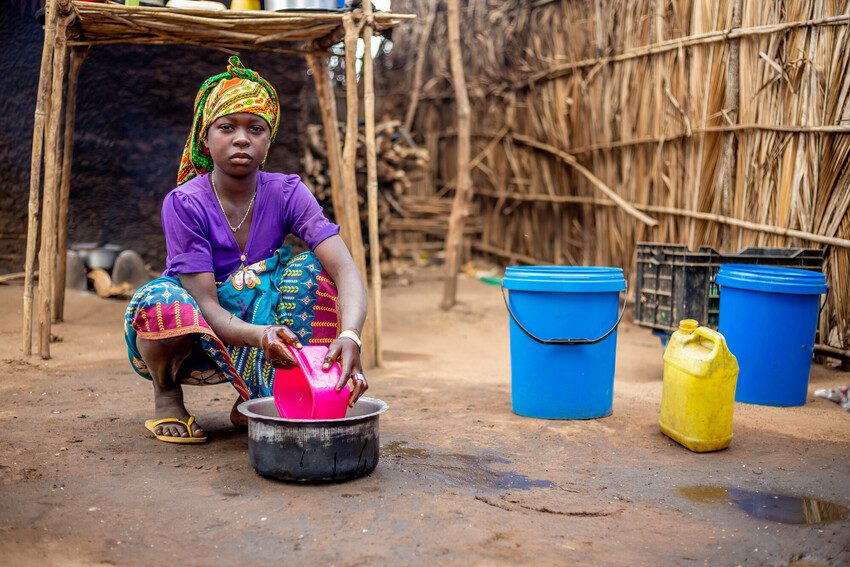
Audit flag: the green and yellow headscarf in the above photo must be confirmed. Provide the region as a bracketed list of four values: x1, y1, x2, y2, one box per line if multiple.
[177, 56, 280, 186]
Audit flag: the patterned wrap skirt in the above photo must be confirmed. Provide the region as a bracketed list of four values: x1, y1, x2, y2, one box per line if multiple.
[124, 247, 339, 399]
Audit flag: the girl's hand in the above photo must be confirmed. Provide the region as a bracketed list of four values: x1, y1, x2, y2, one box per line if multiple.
[324, 337, 368, 407]
[261, 326, 301, 369]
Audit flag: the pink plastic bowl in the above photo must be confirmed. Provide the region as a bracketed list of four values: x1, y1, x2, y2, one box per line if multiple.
[272, 344, 350, 420]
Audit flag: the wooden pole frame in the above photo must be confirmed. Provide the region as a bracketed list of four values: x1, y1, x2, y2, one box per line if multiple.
[441, 0, 474, 310]
[306, 53, 351, 246]
[53, 46, 89, 323]
[341, 12, 376, 368]
[361, 2, 383, 366]
[22, 3, 407, 362]
[717, 0, 743, 249]
[37, 13, 70, 359]
[23, 0, 59, 356]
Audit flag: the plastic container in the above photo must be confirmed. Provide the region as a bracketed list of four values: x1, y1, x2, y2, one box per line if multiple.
[716, 264, 828, 407]
[272, 345, 350, 419]
[634, 244, 823, 337]
[659, 319, 739, 452]
[230, 0, 260, 9]
[502, 266, 627, 419]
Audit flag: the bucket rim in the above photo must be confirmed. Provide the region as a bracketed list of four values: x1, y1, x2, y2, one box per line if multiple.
[503, 265, 626, 293]
[716, 264, 827, 295]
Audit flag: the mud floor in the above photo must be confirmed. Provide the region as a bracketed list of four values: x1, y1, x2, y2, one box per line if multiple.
[1, 270, 848, 566]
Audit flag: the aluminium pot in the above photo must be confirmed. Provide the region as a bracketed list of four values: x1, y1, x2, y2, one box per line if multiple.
[238, 396, 388, 482]
[264, 0, 339, 12]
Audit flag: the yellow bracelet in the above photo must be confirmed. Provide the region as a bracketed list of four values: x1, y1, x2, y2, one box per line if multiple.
[338, 329, 362, 350]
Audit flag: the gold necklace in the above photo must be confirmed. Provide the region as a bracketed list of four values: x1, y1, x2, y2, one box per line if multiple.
[211, 174, 256, 233]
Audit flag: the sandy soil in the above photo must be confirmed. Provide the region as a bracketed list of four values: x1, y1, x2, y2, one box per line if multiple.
[1, 270, 848, 566]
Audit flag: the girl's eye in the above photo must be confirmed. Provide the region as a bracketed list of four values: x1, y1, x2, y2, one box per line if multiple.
[219, 124, 233, 131]
[251, 126, 264, 133]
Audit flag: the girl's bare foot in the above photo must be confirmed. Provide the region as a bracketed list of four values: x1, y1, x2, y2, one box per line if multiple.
[230, 396, 248, 429]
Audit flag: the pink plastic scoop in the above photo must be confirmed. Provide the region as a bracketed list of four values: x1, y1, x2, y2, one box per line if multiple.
[272, 344, 350, 420]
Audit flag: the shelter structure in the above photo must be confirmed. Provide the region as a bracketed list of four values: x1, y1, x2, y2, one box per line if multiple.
[23, 0, 414, 366]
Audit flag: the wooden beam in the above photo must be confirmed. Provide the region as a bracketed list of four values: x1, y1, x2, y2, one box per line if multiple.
[53, 46, 88, 323]
[23, 0, 59, 356]
[440, 0, 473, 310]
[361, 4, 383, 367]
[341, 13, 375, 368]
[37, 17, 70, 359]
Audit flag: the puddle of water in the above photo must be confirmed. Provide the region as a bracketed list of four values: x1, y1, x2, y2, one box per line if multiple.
[383, 441, 554, 491]
[677, 486, 849, 525]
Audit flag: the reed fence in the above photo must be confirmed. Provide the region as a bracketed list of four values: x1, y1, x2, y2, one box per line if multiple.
[380, 0, 850, 351]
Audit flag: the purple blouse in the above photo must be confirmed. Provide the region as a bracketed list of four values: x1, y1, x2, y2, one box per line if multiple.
[161, 171, 340, 281]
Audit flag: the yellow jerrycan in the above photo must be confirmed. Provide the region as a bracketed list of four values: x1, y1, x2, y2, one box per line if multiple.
[659, 319, 739, 452]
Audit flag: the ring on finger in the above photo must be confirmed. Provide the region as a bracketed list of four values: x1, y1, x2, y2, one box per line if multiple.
[353, 372, 366, 383]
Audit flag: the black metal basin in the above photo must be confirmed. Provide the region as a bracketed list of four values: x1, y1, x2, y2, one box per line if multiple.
[238, 396, 389, 482]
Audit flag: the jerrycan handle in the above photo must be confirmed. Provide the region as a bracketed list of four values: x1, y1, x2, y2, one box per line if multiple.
[500, 282, 628, 345]
[687, 326, 723, 358]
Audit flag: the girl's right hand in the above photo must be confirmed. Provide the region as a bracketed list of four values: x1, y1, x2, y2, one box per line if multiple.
[261, 326, 302, 369]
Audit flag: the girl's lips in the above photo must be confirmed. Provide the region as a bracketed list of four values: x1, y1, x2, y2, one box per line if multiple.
[229, 156, 252, 165]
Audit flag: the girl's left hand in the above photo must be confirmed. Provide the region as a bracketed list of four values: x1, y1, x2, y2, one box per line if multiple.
[324, 337, 368, 407]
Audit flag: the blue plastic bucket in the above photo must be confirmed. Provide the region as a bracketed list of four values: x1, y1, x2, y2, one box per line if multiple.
[502, 266, 627, 419]
[716, 264, 827, 407]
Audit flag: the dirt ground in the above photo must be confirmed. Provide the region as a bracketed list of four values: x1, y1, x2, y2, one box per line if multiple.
[1, 270, 848, 566]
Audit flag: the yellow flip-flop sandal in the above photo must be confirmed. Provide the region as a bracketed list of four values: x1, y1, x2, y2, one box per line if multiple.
[144, 415, 208, 444]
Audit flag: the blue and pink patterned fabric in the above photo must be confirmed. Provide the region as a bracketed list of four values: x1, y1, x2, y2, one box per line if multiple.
[124, 247, 339, 399]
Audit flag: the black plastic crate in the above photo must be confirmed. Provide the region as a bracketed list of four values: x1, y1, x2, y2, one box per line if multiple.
[634, 243, 824, 334]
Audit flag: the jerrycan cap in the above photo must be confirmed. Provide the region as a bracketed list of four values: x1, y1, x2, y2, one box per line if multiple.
[678, 319, 698, 334]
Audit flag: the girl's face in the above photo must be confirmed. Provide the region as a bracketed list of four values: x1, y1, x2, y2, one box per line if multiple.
[204, 112, 271, 178]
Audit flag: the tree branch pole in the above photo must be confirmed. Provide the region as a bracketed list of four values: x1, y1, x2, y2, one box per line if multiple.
[361, 3, 383, 366]
[53, 46, 88, 323]
[23, 0, 59, 356]
[306, 53, 350, 246]
[473, 189, 850, 249]
[402, 2, 436, 133]
[718, 0, 743, 249]
[510, 133, 659, 227]
[440, 0, 473, 310]
[341, 13, 375, 368]
[37, 14, 70, 359]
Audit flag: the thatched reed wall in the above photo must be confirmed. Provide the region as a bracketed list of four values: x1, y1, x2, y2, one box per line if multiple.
[380, 0, 850, 351]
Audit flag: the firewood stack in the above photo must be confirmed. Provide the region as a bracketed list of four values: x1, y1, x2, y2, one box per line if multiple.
[304, 119, 463, 265]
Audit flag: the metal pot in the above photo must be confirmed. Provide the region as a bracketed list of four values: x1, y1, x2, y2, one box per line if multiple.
[263, 0, 339, 12]
[86, 244, 123, 271]
[238, 396, 388, 482]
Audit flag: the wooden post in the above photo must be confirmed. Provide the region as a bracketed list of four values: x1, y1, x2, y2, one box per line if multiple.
[23, 0, 59, 355]
[341, 12, 375, 368]
[440, 0, 472, 310]
[53, 46, 87, 323]
[37, 17, 70, 359]
[361, 3, 383, 366]
[718, 0, 742, 250]
[307, 53, 351, 247]
[403, 1, 437, 133]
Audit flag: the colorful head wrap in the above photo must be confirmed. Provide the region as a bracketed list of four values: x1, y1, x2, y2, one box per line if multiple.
[177, 56, 280, 185]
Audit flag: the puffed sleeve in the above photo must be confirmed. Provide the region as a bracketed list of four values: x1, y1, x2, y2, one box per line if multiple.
[285, 177, 341, 249]
[161, 191, 214, 274]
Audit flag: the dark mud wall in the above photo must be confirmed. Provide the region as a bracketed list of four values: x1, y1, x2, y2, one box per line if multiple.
[0, 2, 310, 274]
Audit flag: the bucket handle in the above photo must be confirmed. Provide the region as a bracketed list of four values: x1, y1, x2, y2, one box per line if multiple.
[500, 282, 628, 346]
